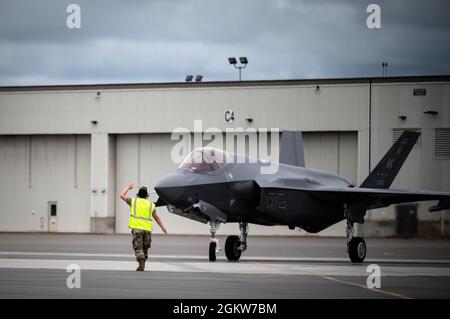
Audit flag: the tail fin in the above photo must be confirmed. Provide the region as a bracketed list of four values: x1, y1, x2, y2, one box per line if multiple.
[279, 131, 305, 167]
[360, 131, 420, 189]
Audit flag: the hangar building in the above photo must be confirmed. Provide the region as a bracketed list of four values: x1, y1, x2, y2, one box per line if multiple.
[0, 75, 449, 237]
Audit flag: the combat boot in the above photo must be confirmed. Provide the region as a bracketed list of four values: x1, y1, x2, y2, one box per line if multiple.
[136, 258, 145, 271]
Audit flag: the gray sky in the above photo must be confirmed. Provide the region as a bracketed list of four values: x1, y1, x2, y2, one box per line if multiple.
[0, 0, 449, 85]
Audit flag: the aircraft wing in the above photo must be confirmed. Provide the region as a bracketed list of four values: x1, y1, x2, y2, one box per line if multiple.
[307, 187, 450, 210]
[285, 130, 450, 221]
[306, 187, 450, 221]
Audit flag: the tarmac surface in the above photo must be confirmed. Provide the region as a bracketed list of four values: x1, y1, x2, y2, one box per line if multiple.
[0, 233, 450, 299]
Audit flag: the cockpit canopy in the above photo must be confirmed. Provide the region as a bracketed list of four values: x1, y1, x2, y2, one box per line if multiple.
[178, 147, 230, 172]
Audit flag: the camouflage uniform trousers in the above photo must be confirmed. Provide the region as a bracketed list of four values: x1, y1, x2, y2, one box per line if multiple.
[131, 229, 152, 261]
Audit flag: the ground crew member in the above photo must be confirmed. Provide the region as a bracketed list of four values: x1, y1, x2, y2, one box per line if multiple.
[120, 183, 168, 271]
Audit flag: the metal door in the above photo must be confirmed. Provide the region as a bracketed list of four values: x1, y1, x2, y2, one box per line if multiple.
[396, 204, 418, 238]
[48, 202, 58, 232]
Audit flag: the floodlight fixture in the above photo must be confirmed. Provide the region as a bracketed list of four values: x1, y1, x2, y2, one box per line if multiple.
[228, 57, 237, 65]
[228, 56, 249, 81]
[239, 57, 248, 64]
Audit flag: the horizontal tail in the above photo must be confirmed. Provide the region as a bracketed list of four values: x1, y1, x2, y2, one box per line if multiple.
[429, 198, 450, 212]
[360, 131, 420, 189]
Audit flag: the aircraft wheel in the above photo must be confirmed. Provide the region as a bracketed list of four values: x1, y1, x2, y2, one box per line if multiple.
[209, 242, 217, 262]
[348, 237, 366, 263]
[225, 235, 242, 261]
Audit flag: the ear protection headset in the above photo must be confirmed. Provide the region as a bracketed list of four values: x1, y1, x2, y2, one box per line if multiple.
[137, 187, 149, 198]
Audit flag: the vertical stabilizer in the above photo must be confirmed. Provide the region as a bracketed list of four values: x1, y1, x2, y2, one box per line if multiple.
[279, 131, 305, 167]
[360, 131, 420, 189]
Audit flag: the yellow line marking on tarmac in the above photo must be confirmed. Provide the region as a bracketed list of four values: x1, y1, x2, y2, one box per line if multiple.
[315, 274, 413, 299]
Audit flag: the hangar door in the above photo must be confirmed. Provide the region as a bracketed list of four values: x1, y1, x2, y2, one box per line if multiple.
[115, 134, 209, 234]
[116, 132, 276, 234]
[0, 135, 91, 232]
[303, 132, 357, 185]
[303, 131, 358, 236]
[115, 132, 358, 235]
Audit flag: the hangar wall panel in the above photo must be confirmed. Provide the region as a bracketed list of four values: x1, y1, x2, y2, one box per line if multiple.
[363, 82, 450, 237]
[0, 84, 368, 135]
[0, 135, 90, 232]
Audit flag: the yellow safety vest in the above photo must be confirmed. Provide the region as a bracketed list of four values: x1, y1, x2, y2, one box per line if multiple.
[128, 198, 154, 231]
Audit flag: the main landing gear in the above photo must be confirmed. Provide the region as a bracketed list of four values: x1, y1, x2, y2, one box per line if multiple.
[208, 221, 248, 262]
[345, 204, 366, 263]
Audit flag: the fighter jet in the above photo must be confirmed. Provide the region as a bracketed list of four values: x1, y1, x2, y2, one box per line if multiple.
[155, 131, 450, 263]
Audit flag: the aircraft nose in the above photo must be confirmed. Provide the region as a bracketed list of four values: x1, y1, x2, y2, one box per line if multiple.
[154, 173, 187, 205]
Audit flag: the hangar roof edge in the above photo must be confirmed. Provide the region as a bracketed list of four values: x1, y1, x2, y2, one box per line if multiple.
[1, 75, 449, 92]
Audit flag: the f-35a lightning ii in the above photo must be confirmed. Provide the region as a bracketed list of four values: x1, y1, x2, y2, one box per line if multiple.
[155, 131, 450, 263]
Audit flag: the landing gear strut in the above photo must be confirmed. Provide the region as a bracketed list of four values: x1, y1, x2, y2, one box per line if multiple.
[209, 220, 221, 262]
[208, 221, 249, 262]
[225, 222, 248, 262]
[345, 204, 366, 263]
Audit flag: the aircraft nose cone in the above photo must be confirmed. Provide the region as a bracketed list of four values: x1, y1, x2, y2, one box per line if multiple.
[154, 173, 187, 205]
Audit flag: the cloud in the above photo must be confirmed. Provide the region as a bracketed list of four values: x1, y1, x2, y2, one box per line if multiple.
[0, 0, 449, 85]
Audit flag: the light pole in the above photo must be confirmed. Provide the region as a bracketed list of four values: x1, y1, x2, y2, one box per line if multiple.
[382, 62, 388, 77]
[228, 57, 248, 81]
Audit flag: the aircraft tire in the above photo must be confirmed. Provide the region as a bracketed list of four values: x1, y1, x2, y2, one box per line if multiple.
[348, 237, 366, 263]
[225, 235, 242, 261]
[209, 242, 216, 262]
